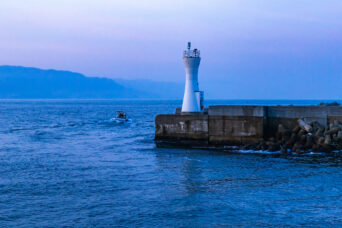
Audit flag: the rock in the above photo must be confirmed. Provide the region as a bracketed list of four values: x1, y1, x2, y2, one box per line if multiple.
[241, 145, 248, 150]
[312, 144, 320, 151]
[295, 148, 302, 153]
[300, 135, 307, 144]
[315, 128, 324, 137]
[338, 131, 342, 139]
[329, 101, 340, 106]
[324, 135, 331, 145]
[317, 137, 325, 145]
[292, 142, 303, 152]
[333, 134, 338, 142]
[280, 146, 288, 154]
[324, 129, 329, 136]
[321, 144, 333, 152]
[333, 120, 341, 127]
[269, 137, 276, 142]
[326, 127, 339, 136]
[311, 121, 323, 132]
[252, 117, 342, 153]
[298, 129, 306, 137]
[281, 135, 290, 144]
[288, 133, 298, 145]
[257, 141, 267, 150]
[268, 143, 280, 152]
[329, 123, 334, 130]
[305, 135, 314, 149]
[292, 126, 300, 134]
[298, 119, 313, 132]
[319, 101, 340, 106]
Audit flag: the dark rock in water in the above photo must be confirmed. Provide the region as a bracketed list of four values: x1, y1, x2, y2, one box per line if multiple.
[249, 144, 258, 150]
[321, 144, 333, 152]
[324, 135, 332, 145]
[328, 123, 334, 131]
[305, 135, 314, 149]
[298, 119, 313, 132]
[292, 142, 303, 152]
[319, 101, 340, 106]
[315, 128, 324, 137]
[241, 145, 248, 150]
[333, 134, 339, 142]
[323, 129, 329, 136]
[281, 135, 290, 144]
[299, 135, 307, 144]
[329, 127, 340, 135]
[298, 129, 306, 137]
[268, 137, 276, 143]
[235, 114, 342, 153]
[280, 145, 289, 154]
[337, 131, 342, 140]
[268, 143, 280, 152]
[295, 148, 302, 153]
[292, 126, 300, 134]
[333, 119, 341, 125]
[311, 121, 323, 132]
[312, 144, 320, 151]
[317, 137, 325, 145]
[287, 133, 298, 145]
[284, 141, 293, 149]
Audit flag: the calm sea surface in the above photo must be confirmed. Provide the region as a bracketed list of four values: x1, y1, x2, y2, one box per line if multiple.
[1, 100, 342, 227]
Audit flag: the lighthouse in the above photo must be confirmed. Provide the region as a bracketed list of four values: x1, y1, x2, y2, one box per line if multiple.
[181, 42, 204, 113]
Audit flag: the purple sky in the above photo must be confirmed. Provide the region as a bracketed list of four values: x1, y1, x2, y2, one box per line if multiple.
[1, 0, 342, 98]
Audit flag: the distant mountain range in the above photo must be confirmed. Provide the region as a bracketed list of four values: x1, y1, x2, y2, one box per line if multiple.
[0, 66, 183, 99]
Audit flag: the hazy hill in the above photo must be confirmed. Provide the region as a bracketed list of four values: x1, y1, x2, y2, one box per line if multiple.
[114, 79, 183, 99]
[0, 66, 183, 99]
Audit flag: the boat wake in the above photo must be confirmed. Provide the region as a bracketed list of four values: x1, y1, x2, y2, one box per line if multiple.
[110, 118, 132, 124]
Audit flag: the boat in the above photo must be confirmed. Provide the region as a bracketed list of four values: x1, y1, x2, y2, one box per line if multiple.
[112, 111, 129, 123]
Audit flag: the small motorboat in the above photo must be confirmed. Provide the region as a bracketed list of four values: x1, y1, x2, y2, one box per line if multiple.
[112, 111, 129, 123]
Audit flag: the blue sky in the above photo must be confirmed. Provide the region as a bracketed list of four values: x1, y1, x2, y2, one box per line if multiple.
[1, 0, 342, 99]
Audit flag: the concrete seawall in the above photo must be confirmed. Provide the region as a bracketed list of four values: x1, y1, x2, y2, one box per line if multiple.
[155, 105, 342, 150]
[208, 106, 265, 145]
[155, 114, 208, 145]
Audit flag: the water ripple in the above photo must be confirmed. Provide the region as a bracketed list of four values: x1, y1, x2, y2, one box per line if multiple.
[0, 100, 342, 227]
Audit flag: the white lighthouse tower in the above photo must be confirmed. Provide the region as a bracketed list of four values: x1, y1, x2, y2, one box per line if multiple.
[181, 42, 204, 113]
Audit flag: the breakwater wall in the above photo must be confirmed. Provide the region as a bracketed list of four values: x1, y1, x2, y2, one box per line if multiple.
[155, 105, 342, 152]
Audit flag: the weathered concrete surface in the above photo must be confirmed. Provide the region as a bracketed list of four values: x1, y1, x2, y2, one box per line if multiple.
[208, 106, 265, 144]
[265, 106, 342, 137]
[266, 106, 326, 137]
[155, 114, 208, 145]
[208, 116, 264, 144]
[209, 105, 265, 117]
[155, 105, 342, 149]
[326, 107, 342, 124]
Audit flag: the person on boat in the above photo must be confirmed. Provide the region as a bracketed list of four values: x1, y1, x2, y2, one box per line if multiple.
[117, 111, 127, 119]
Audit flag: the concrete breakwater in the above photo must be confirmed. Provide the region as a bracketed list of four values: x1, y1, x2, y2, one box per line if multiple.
[155, 105, 342, 152]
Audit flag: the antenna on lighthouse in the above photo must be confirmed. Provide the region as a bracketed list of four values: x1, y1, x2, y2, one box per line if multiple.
[187, 42, 191, 56]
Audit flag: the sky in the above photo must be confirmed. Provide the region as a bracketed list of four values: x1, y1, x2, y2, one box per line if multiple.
[1, 0, 342, 99]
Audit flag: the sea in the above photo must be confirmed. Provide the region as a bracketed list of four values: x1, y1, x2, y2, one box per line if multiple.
[1, 99, 342, 227]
